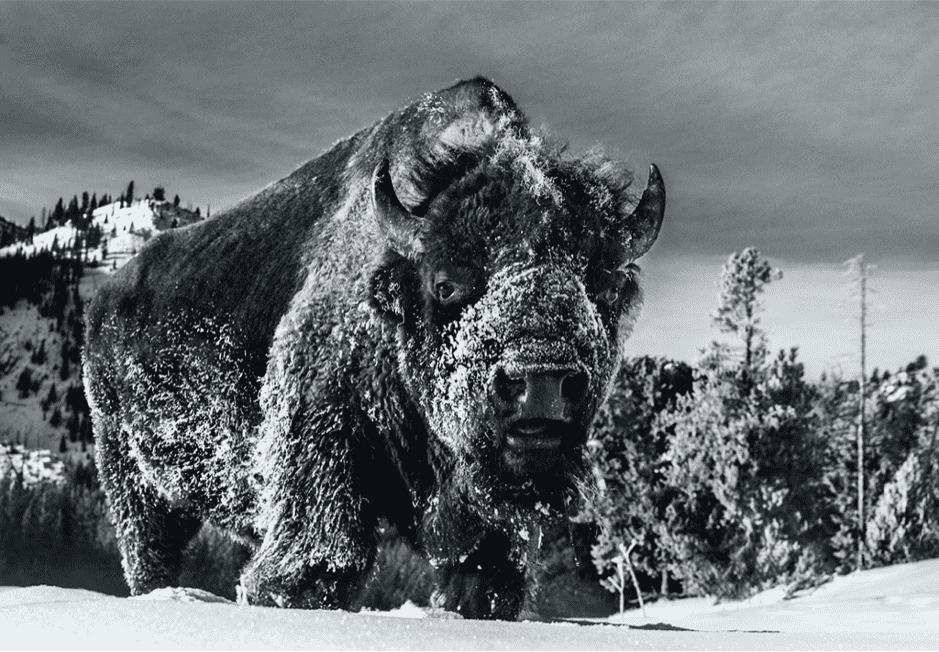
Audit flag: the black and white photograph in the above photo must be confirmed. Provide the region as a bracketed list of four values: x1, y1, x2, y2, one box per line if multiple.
[1, 2, 938, 649]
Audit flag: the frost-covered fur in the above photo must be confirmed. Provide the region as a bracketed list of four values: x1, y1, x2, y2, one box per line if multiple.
[83, 77, 665, 619]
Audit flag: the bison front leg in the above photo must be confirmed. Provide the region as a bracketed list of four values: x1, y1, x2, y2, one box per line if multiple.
[433, 532, 526, 620]
[95, 416, 203, 594]
[240, 402, 377, 609]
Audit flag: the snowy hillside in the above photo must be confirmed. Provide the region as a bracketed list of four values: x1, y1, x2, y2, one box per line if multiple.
[0, 443, 64, 487]
[0, 197, 201, 270]
[0, 296, 90, 454]
[0, 198, 202, 453]
[3, 559, 939, 649]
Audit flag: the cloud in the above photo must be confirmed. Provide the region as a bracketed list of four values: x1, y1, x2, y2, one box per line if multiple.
[2, 1, 935, 375]
[1, 2, 936, 268]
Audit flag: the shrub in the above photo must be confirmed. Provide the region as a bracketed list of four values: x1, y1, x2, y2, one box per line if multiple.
[0, 445, 125, 594]
[866, 449, 939, 565]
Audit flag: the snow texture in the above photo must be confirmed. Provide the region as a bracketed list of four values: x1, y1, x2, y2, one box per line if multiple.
[3, 558, 939, 649]
[0, 443, 65, 487]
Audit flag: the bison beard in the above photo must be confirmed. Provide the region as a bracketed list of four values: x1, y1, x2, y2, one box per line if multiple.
[82, 77, 665, 619]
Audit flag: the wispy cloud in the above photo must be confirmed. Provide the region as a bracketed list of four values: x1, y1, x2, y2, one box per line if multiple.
[1, 1, 936, 268]
[1, 1, 935, 372]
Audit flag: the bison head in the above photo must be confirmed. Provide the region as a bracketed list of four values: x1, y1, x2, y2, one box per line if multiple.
[370, 118, 664, 514]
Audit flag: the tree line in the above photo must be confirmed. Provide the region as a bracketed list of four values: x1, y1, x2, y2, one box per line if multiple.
[17, 180, 187, 239]
[579, 248, 939, 608]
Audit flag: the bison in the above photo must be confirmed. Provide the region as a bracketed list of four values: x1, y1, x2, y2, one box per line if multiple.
[83, 77, 665, 619]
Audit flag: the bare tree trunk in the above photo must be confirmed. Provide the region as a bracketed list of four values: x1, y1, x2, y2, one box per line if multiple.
[857, 266, 866, 572]
[845, 253, 870, 573]
[624, 540, 645, 617]
[615, 557, 625, 615]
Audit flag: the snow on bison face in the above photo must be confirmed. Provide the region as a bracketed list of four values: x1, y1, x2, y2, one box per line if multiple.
[372, 133, 664, 506]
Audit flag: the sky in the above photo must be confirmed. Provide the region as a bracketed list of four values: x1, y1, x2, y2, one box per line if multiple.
[2, 1, 937, 377]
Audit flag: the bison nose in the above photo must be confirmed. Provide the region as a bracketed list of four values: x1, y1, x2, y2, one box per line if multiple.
[494, 368, 588, 421]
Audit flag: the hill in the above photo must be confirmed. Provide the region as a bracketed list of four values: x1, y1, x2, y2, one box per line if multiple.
[0, 197, 201, 268]
[0, 198, 202, 453]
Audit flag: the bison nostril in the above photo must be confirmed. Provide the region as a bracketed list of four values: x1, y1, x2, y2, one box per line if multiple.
[561, 371, 588, 405]
[495, 369, 526, 403]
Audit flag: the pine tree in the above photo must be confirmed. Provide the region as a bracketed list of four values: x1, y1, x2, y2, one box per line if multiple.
[581, 356, 693, 599]
[66, 383, 88, 415]
[31, 339, 47, 365]
[60, 341, 70, 380]
[42, 382, 57, 412]
[67, 411, 81, 443]
[125, 180, 135, 205]
[66, 195, 80, 227]
[52, 198, 65, 227]
[174, 194, 180, 207]
[709, 247, 782, 385]
[79, 414, 94, 446]
[865, 366, 939, 565]
[16, 367, 34, 398]
[153, 186, 165, 202]
[656, 249, 831, 597]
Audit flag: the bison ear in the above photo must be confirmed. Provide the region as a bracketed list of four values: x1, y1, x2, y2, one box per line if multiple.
[624, 164, 666, 259]
[373, 158, 425, 258]
[368, 250, 415, 325]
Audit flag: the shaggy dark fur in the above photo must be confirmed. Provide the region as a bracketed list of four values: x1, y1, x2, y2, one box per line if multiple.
[83, 77, 665, 619]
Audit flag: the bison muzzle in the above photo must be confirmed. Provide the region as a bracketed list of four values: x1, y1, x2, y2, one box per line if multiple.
[83, 77, 665, 619]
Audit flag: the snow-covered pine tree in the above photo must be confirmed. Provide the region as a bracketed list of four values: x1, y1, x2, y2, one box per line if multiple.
[865, 363, 939, 565]
[580, 356, 692, 600]
[657, 249, 831, 598]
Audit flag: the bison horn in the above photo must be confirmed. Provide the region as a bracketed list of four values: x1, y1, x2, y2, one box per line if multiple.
[372, 158, 425, 257]
[625, 164, 666, 259]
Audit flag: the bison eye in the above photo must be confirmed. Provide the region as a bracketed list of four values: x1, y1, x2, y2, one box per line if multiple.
[427, 263, 477, 309]
[596, 266, 637, 308]
[431, 269, 473, 306]
[436, 281, 457, 301]
[598, 286, 620, 306]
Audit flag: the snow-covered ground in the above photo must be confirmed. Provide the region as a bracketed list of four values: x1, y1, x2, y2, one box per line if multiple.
[2, 559, 939, 649]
